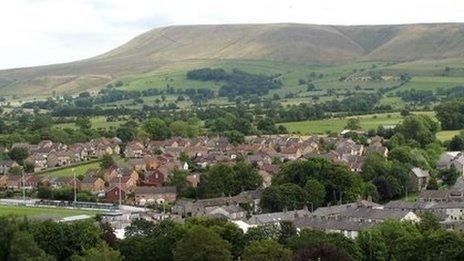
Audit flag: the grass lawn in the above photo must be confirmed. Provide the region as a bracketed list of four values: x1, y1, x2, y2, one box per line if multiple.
[281, 112, 435, 134]
[0, 204, 101, 218]
[43, 161, 101, 178]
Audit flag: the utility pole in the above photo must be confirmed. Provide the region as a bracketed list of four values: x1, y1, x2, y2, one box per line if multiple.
[73, 168, 77, 204]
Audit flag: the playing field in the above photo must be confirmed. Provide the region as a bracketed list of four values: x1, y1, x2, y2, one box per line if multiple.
[0, 204, 101, 218]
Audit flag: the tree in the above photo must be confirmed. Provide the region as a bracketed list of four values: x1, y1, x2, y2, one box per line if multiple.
[200, 164, 235, 198]
[75, 117, 92, 131]
[116, 126, 136, 143]
[224, 130, 245, 145]
[449, 133, 464, 151]
[32, 220, 103, 260]
[394, 115, 439, 147]
[100, 154, 115, 169]
[8, 231, 54, 261]
[242, 240, 292, 261]
[288, 229, 361, 261]
[232, 162, 262, 194]
[119, 220, 186, 261]
[142, 118, 171, 140]
[260, 183, 307, 212]
[173, 226, 232, 261]
[8, 147, 29, 165]
[71, 243, 122, 261]
[293, 243, 349, 261]
[439, 166, 460, 186]
[304, 179, 326, 208]
[435, 99, 464, 130]
[417, 212, 441, 233]
[345, 118, 361, 130]
[257, 118, 279, 134]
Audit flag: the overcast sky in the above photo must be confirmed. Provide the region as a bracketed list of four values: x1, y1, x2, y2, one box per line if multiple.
[1, 0, 464, 69]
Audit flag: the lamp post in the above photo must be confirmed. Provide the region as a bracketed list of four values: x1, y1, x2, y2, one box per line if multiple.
[21, 168, 25, 203]
[117, 173, 122, 207]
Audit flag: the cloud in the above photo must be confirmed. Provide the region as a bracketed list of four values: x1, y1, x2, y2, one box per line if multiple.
[1, 0, 464, 69]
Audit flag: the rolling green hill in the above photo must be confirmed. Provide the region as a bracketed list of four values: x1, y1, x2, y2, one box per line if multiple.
[2, 23, 464, 96]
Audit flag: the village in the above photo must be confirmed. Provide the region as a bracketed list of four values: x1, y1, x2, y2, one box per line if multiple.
[0, 132, 464, 240]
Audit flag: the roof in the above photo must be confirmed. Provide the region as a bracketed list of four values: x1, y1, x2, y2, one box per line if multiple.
[341, 208, 412, 220]
[294, 217, 377, 231]
[411, 167, 430, 178]
[134, 186, 177, 195]
[248, 208, 310, 225]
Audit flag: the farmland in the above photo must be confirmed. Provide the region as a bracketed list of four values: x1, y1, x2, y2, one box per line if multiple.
[280, 111, 434, 134]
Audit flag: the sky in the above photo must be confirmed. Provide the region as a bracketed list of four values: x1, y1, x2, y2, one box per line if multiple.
[1, 0, 464, 69]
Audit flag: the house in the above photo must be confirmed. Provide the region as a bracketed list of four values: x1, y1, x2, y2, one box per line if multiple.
[0, 160, 19, 174]
[49, 177, 81, 189]
[105, 185, 126, 203]
[278, 147, 302, 161]
[312, 200, 382, 219]
[129, 158, 146, 172]
[124, 141, 145, 158]
[437, 152, 464, 173]
[109, 175, 137, 192]
[143, 156, 159, 171]
[294, 217, 376, 239]
[143, 170, 165, 187]
[25, 153, 48, 172]
[0, 175, 7, 187]
[205, 205, 247, 220]
[5, 175, 22, 189]
[247, 207, 311, 225]
[340, 207, 420, 223]
[410, 167, 430, 191]
[134, 186, 177, 205]
[418, 190, 464, 202]
[366, 141, 389, 157]
[101, 166, 119, 181]
[80, 177, 105, 193]
[385, 200, 464, 222]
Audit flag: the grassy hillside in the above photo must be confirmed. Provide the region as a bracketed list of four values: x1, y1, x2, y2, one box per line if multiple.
[2, 23, 464, 96]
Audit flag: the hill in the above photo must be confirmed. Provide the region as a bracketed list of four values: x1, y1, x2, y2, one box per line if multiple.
[2, 23, 464, 96]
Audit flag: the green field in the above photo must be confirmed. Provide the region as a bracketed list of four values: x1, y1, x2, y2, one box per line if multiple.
[54, 116, 125, 130]
[43, 161, 101, 178]
[280, 112, 436, 134]
[436, 130, 462, 141]
[0, 204, 101, 218]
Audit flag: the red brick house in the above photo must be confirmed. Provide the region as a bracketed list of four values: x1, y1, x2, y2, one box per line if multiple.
[144, 170, 165, 187]
[134, 186, 177, 205]
[105, 186, 126, 203]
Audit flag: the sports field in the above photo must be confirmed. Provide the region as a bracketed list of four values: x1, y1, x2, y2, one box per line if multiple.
[0, 204, 101, 218]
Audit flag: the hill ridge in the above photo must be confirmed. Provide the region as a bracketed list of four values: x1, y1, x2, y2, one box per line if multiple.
[2, 22, 464, 95]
